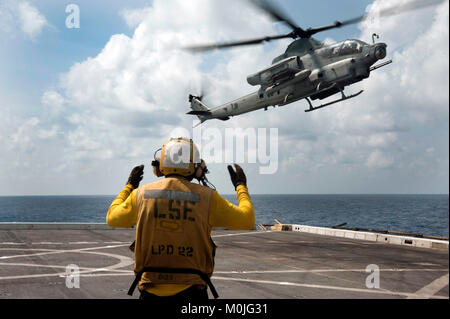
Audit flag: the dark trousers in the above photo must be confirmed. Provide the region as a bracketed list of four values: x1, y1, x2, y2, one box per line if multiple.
[139, 285, 209, 301]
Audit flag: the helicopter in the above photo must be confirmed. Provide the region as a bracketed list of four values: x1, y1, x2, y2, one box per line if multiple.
[185, 0, 445, 125]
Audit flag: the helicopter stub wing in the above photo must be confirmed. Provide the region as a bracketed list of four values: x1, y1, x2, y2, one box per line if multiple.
[264, 69, 311, 95]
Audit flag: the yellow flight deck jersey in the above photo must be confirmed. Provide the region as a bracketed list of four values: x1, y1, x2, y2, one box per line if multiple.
[107, 177, 255, 296]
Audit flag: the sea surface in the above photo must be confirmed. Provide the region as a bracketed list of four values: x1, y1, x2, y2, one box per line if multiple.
[0, 194, 448, 237]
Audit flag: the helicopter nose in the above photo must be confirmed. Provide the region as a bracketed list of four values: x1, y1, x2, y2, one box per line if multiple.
[374, 44, 387, 60]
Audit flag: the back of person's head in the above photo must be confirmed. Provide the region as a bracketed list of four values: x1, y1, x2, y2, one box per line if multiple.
[152, 137, 206, 182]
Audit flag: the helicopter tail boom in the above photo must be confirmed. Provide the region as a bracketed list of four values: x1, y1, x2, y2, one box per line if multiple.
[187, 94, 212, 125]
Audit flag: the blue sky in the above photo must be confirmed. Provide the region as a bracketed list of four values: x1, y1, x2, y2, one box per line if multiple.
[1, 0, 376, 123]
[2, 0, 372, 106]
[0, 0, 448, 195]
[1, 0, 150, 116]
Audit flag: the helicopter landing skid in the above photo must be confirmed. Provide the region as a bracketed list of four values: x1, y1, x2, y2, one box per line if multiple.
[304, 87, 364, 112]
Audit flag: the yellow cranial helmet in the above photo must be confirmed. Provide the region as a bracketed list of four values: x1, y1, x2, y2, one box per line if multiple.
[159, 137, 201, 177]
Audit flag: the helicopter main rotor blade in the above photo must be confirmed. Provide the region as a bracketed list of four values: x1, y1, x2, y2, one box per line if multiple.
[184, 0, 446, 53]
[184, 32, 293, 52]
[248, 0, 308, 36]
[306, 0, 447, 37]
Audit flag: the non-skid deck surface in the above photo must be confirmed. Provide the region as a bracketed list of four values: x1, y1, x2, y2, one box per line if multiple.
[0, 229, 448, 299]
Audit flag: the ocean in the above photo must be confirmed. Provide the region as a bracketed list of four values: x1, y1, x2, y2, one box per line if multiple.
[0, 194, 448, 237]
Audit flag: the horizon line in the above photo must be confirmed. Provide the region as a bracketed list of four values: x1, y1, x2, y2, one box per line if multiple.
[0, 193, 448, 197]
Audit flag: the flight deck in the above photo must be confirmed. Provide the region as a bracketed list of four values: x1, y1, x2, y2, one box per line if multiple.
[0, 224, 448, 299]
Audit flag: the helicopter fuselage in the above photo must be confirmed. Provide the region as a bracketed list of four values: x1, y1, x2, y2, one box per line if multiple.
[188, 38, 391, 123]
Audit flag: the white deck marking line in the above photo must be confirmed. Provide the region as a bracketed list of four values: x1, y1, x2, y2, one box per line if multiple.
[0, 244, 129, 260]
[0, 260, 448, 299]
[0, 262, 131, 273]
[0, 245, 133, 279]
[79, 272, 133, 277]
[0, 269, 446, 299]
[0, 266, 133, 281]
[68, 242, 99, 244]
[214, 268, 449, 292]
[212, 231, 273, 238]
[0, 263, 445, 275]
[31, 242, 65, 245]
[211, 276, 448, 299]
[0, 249, 133, 281]
[214, 269, 449, 274]
[407, 273, 449, 299]
[103, 242, 129, 244]
[1, 242, 130, 245]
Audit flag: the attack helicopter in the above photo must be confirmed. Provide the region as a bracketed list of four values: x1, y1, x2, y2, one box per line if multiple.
[185, 0, 445, 125]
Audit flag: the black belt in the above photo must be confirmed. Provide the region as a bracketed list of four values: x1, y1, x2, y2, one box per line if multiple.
[128, 267, 219, 299]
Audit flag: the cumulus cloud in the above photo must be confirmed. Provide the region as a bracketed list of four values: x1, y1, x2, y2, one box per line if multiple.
[268, 0, 449, 186]
[366, 149, 394, 169]
[120, 7, 153, 28]
[1, 0, 448, 194]
[1, 111, 60, 176]
[41, 91, 66, 119]
[39, 0, 281, 166]
[0, 0, 48, 39]
[17, 1, 48, 38]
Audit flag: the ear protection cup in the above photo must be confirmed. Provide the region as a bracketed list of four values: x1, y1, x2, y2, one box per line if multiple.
[152, 159, 164, 177]
[195, 160, 207, 179]
[194, 159, 215, 190]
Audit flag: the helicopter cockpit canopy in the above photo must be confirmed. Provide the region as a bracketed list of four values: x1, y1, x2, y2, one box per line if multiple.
[316, 39, 366, 58]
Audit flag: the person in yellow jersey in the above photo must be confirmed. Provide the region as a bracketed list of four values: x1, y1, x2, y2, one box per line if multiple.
[106, 137, 255, 300]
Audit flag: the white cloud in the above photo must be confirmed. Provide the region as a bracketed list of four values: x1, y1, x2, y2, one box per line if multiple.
[41, 90, 65, 119]
[120, 7, 153, 28]
[1, 0, 448, 194]
[18, 1, 48, 39]
[0, 0, 48, 39]
[1, 114, 59, 177]
[366, 133, 398, 148]
[8, 117, 40, 154]
[270, 0, 448, 176]
[366, 149, 394, 168]
[38, 0, 280, 167]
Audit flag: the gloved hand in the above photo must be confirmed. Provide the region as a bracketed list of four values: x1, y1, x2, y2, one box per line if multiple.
[227, 164, 247, 189]
[127, 165, 144, 189]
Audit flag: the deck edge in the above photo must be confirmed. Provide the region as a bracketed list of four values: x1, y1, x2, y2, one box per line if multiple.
[282, 224, 449, 250]
[0, 222, 124, 230]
